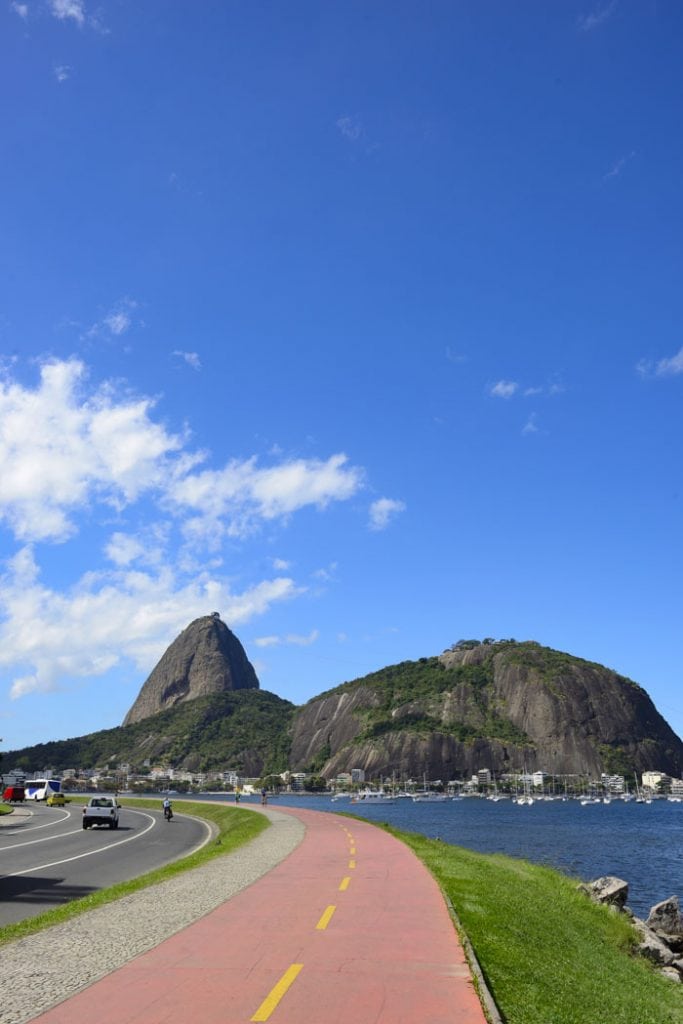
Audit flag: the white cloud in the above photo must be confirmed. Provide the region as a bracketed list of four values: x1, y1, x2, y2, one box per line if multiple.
[0, 360, 365, 546]
[0, 358, 367, 701]
[312, 561, 338, 582]
[54, 65, 72, 83]
[603, 151, 635, 181]
[0, 548, 299, 698]
[490, 380, 518, 399]
[336, 115, 362, 142]
[49, 0, 85, 25]
[169, 454, 363, 541]
[578, 1, 617, 32]
[0, 359, 183, 542]
[11, 2, 29, 18]
[173, 350, 201, 370]
[253, 635, 279, 648]
[83, 299, 137, 341]
[522, 413, 539, 436]
[368, 497, 406, 532]
[254, 630, 318, 649]
[104, 312, 131, 335]
[654, 347, 683, 377]
[104, 532, 148, 567]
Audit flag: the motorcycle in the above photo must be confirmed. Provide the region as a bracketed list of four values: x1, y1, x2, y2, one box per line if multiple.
[163, 804, 173, 821]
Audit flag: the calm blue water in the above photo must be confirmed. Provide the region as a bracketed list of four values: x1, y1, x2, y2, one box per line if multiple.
[207, 794, 682, 918]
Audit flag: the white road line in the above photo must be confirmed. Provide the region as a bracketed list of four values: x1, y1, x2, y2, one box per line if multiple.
[1, 810, 158, 879]
[1, 808, 73, 836]
[2, 811, 76, 844]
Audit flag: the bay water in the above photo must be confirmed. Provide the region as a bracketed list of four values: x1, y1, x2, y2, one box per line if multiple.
[228, 793, 682, 918]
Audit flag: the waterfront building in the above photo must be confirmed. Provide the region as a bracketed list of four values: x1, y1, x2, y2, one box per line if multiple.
[642, 771, 671, 792]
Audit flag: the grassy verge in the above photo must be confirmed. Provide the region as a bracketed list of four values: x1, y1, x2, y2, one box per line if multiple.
[0, 804, 13, 816]
[0, 798, 267, 946]
[385, 825, 683, 1024]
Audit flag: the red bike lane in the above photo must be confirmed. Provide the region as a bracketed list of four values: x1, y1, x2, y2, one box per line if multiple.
[32, 806, 488, 1024]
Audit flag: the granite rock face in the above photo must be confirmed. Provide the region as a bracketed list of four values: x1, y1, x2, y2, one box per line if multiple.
[123, 614, 259, 726]
[289, 641, 683, 780]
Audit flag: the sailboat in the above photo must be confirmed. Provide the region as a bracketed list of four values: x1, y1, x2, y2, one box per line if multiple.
[412, 775, 449, 802]
[515, 772, 534, 806]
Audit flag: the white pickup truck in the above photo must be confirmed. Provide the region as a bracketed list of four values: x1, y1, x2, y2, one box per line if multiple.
[82, 796, 120, 829]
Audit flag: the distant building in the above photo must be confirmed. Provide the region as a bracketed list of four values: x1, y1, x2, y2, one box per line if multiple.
[601, 773, 625, 793]
[642, 771, 670, 792]
[351, 768, 365, 783]
[290, 773, 307, 792]
[477, 768, 492, 786]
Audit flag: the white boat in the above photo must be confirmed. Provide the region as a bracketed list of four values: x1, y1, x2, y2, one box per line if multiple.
[412, 792, 449, 802]
[351, 788, 396, 804]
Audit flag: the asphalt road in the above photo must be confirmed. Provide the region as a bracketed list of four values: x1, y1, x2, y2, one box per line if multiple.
[0, 801, 211, 926]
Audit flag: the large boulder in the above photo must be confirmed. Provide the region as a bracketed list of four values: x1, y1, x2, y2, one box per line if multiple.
[581, 876, 629, 909]
[632, 919, 676, 966]
[123, 614, 259, 726]
[646, 896, 683, 938]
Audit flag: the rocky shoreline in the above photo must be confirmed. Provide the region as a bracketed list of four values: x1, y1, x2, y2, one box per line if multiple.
[581, 876, 683, 982]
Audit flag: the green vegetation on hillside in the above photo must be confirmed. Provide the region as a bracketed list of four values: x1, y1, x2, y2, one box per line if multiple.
[6, 690, 294, 774]
[386, 825, 683, 1024]
[320, 655, 532, 747]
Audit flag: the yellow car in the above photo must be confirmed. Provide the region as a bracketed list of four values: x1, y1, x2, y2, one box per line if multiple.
[47, 792, 66, 806]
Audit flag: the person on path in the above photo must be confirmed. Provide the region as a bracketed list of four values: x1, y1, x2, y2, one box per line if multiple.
[261, 787, 268, 806]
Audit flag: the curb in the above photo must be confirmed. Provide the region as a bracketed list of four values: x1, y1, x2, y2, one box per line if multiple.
[440, 886, 504, 1024]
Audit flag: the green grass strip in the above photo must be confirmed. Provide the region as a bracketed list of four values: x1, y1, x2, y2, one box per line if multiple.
[384, 824, 683, 1024]
[0, 798, 267, 946]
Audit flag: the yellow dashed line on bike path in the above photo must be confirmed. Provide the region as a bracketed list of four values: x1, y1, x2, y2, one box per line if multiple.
[251, 827, 356, 1018]
[250, 963, 303, 1022]
[316, 904, 337, 930]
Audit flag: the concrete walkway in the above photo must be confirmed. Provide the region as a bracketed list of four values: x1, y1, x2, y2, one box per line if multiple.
[11, 805, 488, 1024]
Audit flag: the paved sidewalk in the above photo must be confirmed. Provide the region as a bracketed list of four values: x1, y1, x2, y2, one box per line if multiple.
[28, 806, 488, 1024]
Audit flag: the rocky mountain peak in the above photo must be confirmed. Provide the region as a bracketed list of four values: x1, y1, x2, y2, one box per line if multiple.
[122, 613, 259, 726]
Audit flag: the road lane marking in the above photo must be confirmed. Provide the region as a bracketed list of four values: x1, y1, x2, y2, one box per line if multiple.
[339, 876, 351, 891]
[348, 859, 356, 869]
[250, 963, 303, 1022]
[0, 811, 158, 879]
[1, 810, 71, 840]
[349, 846, 356, 855]
[3, 824, 86, 849]
[316, 905, 336, 930]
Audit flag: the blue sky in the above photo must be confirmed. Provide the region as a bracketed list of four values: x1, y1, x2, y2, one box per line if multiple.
[2, 0, 683, 754]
